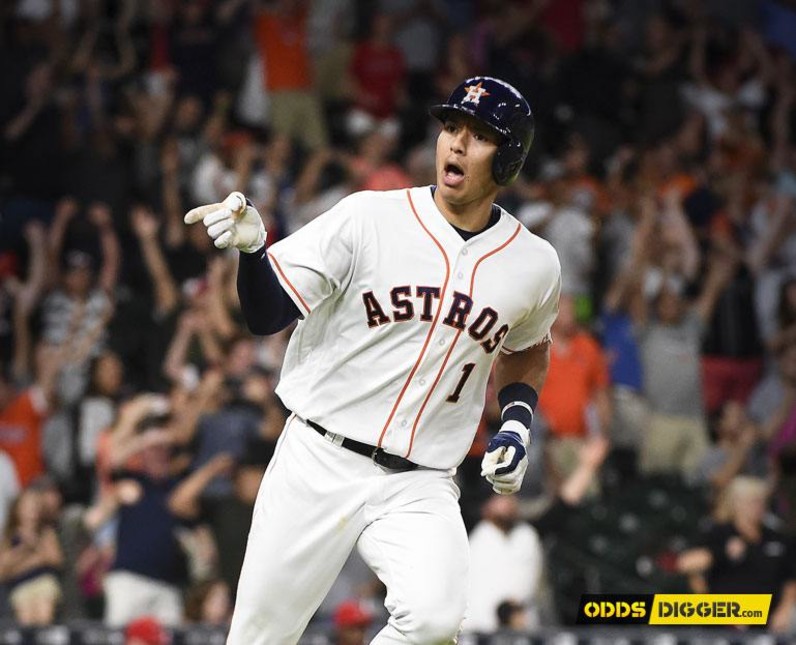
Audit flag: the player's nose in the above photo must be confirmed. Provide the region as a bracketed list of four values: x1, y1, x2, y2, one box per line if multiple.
[449, 128, 467, 154]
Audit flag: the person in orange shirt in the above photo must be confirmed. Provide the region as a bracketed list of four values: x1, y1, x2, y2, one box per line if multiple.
[0, 346, 60, 488]
[538, 295, 612, 487]
[253, 0, 328, 150]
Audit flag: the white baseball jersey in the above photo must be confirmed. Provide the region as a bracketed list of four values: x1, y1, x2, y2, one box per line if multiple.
[267, 186, 561, 469]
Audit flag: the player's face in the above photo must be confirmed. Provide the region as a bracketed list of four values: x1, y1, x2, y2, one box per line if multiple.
[435, 113, 500, 207]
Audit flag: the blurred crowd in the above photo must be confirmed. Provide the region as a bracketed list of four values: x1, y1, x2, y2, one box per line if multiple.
[1, 0, 796, 639]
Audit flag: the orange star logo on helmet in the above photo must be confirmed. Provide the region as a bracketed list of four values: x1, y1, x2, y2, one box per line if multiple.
[462, 82, 491, 105]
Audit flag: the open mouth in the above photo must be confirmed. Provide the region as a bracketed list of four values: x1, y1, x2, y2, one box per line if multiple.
[443, 162, 465, 187]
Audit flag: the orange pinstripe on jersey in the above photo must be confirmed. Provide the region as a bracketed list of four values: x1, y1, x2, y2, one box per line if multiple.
[377, 190, 451, 448]
[405, 222, 522, 458]
[268, 251, 311, 314]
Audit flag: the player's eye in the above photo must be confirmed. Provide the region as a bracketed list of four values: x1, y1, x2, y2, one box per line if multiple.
[444, 122, 458, 133]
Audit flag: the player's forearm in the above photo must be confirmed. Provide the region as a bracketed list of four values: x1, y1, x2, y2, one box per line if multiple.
[494, 341, 550, 393]
[237, 250, 300, 335]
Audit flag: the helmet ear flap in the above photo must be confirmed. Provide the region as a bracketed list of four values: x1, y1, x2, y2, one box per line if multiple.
[493, 138, 526, 186]
[492, 112, 534, 186]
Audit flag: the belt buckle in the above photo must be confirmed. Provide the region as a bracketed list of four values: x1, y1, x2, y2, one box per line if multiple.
[324, 430, 344, 447]
[371, 446, 384, 467]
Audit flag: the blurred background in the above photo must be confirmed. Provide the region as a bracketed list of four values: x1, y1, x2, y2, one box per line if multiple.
[1, 0, 796, 643]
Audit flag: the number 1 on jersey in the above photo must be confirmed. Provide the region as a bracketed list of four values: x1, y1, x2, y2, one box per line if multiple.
[446, 363, 476, 403]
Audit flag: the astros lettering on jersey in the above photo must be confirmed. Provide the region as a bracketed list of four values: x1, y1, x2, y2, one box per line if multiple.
[268, 186, 561, 470]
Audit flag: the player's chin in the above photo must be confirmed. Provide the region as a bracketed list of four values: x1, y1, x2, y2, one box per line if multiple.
[436, 180, 468, 203]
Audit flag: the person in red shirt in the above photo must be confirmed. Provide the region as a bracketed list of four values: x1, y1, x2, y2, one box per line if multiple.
[347, 12, 406, 140]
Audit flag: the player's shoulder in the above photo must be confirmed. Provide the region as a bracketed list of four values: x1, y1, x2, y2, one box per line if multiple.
[500, 208, 560, 269]
[336, 188, 409, 209]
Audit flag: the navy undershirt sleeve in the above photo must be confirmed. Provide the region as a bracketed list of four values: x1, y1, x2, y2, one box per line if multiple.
[237, 249, 300, 335]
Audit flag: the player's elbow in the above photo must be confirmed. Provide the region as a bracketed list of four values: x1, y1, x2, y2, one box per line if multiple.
[240, 292, 300, 336]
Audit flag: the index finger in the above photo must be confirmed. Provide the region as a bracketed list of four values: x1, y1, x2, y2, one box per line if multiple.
[184, 202, 223, 225]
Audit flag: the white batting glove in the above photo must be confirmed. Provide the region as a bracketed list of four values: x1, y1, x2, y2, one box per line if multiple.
[480, 420, 530, 495]
[184, 192, 266, 253]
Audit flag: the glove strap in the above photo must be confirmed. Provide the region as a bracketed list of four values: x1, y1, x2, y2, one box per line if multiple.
[500, 420, 530, 447]
[239, 226, 267, 254]
[238, 194, 268, 254]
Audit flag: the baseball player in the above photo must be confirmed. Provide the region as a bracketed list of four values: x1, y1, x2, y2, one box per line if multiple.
[185, 76, 560, 644]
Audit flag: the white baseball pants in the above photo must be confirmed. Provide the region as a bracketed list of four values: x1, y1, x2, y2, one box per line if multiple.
[227, 415, 469, 644]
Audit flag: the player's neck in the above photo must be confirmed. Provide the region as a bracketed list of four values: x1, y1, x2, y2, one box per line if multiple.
[433, 189, 498, 233]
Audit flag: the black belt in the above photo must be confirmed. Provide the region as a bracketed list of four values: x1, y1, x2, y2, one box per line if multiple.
[305, 419, 418, 472]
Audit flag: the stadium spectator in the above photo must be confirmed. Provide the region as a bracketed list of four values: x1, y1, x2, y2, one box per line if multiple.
[700, 174, 765, 415]
[348, 127, 412, 192]
[0, 61, 65, 205]
[0, 449, 19, 535]
[464, 495, 544, 633]
[634, 13, 688, 143]
[495, 599, 527, 632]
[537, 294, 611, 486]
[599, 222, 647, 452]
[628, 226, 736, 478]
[183, 578, 232, 626]
[0, 343, 62, 488]
[0, 487, 63, 625]
[86, 418, 231, 626]
[167, 0, 220, 107]
[253, 0, 328, 150]
[677, 476, 796, 633]
[693, 401, 768, 492]
[767, 276, 796, 356]
[518, 162, 597, 309]
[0, 220, 47, 375]
[746, 340, 796, 440]
[331, 599, 373, 645]
[287, 148, 354, 233]
[0, 0, 795, 637]
[124, 615, 169, 645]
[347, 12, 405, 140]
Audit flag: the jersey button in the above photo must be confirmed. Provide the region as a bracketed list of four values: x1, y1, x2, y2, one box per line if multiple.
[438, 339, 445, 346]
[400, 420, 407, 427]
[457, 272, 463, 279]
[462, 248, 469, 256]
[419, 379, 426, 386]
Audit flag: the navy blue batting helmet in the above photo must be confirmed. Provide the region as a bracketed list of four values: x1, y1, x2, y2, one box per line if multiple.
[430, 76, 534, 186]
